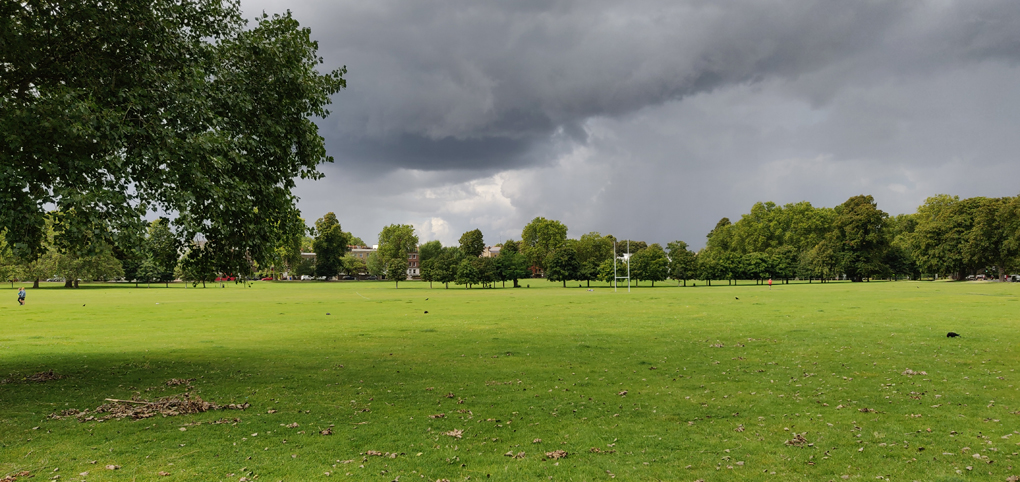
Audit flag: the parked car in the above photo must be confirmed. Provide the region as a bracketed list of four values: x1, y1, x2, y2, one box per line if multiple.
[366, 276, 378, 280]
[300, 275, 313, 280]
[260, 277, 273, 281]
[341, 275, 355, 280]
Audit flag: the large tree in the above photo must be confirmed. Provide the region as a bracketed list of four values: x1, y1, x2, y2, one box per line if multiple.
[830, 195, 890, 282]
[666, 240, 697, 286]
[575, 232, 614, 287]
[521, 217, 567, 274]
[418, 240, 443, 265]
[630, 244, 669, 287]
[378, 224, 419, 269]
[495, 240, 529, 288]
[966, 197, 1018, 282]
[545, 246, 580, 287]
[458, 229, 485, 258]
[312, 213, 351, 280]
[147, 219, 180, 287]
[2, 2, 345, 279]
[911, 194, 981, 279]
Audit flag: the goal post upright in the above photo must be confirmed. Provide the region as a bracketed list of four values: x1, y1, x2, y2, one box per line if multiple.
[614, 239, 630, 293]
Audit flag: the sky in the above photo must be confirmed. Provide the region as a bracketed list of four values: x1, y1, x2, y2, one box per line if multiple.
[242, 0, 1020, 249]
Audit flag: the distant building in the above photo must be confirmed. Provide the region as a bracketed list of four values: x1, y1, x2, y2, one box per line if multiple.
[344, 245, 420, 278]
[349, 245, 375, 262]
[481, 245, 501, 258]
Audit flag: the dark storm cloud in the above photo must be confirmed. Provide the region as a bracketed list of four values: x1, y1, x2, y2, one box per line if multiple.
[260, 0, 1020, 173]
[242, 0, 1020, 246]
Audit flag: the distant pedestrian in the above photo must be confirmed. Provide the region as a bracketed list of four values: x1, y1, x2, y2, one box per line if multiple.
[17, 287, 26, 305]
[768, 278, 773, 290]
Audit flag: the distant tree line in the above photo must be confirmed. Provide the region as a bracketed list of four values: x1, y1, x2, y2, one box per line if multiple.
[4, 193, 1015, 288]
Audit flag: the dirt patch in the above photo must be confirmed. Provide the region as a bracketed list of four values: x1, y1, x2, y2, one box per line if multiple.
[50, 393, 249, 422]
[2, 471, 32, 481]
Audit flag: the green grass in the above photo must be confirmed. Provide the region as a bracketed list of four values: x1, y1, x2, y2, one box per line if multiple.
[2, 279, 1019, 481]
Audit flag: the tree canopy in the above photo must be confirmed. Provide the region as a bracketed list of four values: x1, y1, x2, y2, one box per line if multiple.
[458, 229, 485, 258]
[312, 213, 350, 279]
[521, 217, 567, 272]
[1, 1, 345, 280]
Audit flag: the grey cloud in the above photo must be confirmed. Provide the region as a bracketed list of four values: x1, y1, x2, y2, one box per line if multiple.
[237, 0, 1020, 248]
[251, 0, 1020, 173]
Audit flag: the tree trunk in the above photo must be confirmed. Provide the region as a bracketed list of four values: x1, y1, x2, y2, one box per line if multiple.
[33, 278, 40, 289]
[64, 279, 73, 288]
[562, 280, 566, 287]
[513, 278, 519, 288]
[1000, 265, 1007, 283]
[683, 279, 686, 287]
[74, 279, 79, 288]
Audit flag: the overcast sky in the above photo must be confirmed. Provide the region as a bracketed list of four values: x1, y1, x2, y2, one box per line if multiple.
[243, 0, 1020, 249]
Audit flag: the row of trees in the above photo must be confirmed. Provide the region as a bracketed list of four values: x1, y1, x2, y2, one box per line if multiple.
[410, 192, 1020, 290]
[696, 194, 1020, 284]
[0, 218, 192, 288]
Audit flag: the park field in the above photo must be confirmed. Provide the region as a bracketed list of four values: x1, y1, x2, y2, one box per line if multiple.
[1, 279, 1019, 481]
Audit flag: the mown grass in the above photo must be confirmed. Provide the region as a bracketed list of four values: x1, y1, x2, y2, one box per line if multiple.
[1, 279, 1019, 481]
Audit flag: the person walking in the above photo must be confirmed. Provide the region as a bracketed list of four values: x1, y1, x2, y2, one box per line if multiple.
[768, 278, 773, 290]
[17, 287, 26, 305]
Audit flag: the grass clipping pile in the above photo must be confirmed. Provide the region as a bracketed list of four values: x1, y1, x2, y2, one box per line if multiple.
[51, 392, 249, 422]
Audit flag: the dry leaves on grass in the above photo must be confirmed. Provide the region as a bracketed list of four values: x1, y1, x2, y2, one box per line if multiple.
[1, 369, 65, 384]
[504, 451, 526, 459]
[859, 408, 877, 413]
[164, 378, 194, 386]
[617, 390, 627, 396]
[1, 471, 32, 481]
[429, 413, 445, 419]
[532, 438, 542, 444]
[443, 429, 463, 438]
[286, 422, 299, 428]
[181, 417, 240, 427]
[785, 433, 809, 447]
[901, 369, 927, 376]
[320, 428, 333, 435]
[50, 393, 248, 422]
[363, 451, 401, 458]
[545, 450, 568, 460]
[735, 424, 745, 432]
[589, 447, 616, 454]
[105, 465, 120, 470]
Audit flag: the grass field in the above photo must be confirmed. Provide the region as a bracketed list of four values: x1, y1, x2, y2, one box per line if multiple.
[2, 279, 1019, 481]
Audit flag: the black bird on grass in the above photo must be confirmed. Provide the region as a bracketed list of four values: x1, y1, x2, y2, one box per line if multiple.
[946, 332, 961, 338]
[735, 297, 739, 300]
